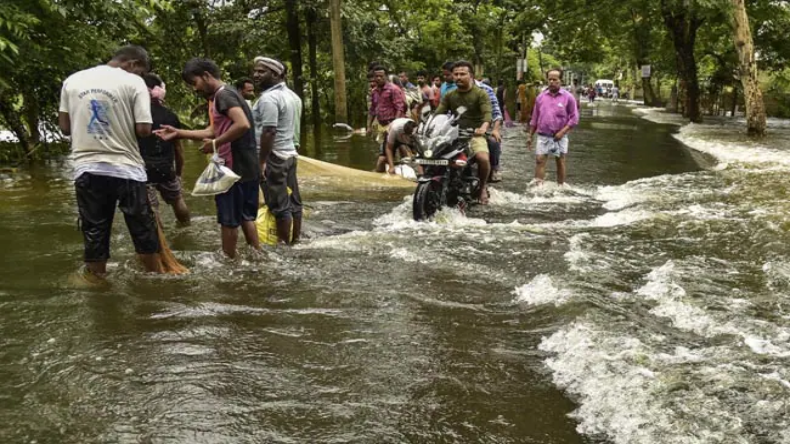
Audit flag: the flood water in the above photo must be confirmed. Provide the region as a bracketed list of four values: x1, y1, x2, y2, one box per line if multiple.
[2, 102, 790, 444]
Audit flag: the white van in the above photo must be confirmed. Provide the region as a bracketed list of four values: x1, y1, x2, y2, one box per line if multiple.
[595, 79, 614, 96]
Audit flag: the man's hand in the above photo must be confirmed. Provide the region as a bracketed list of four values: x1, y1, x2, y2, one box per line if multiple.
[154, 125, 179, 141]
[527, 135, 533, 151]
[388, 165, 397, 175]
[199, 138, 214, 154]
[491, 128, 502, 143]
[474, 126, 487, 137]
[554, 129, 566, 141]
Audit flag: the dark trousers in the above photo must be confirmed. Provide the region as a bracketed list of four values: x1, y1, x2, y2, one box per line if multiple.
[487, 137, 501, 171]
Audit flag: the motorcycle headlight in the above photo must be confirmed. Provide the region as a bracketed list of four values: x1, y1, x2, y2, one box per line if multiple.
[424, 150, 433, 159]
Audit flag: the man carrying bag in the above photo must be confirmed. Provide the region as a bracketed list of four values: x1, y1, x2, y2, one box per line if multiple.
[156, 58, 260, 258]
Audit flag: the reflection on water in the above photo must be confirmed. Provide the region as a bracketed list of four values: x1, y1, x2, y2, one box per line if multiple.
[3, 103, 790, 443]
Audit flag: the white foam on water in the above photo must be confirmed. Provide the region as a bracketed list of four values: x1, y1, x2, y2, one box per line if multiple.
[631, 107, 687, 126]
[488, 187, 590, 206]
[743, 334, 790, 358]
[389, 247, 425, 263]
[674, 123, 790, 168]
[540, 323, 758, 444]
[372, 198, 487, 233]
[588, 209, 656, 228]
[564, 233, 597, 274]
[539, 323, 673, 444]
[633, 261, 737, 337]
[513, 274, 572, 306]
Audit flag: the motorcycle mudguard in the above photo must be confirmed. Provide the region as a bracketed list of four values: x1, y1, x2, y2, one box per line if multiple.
[418, 176, 444, 184]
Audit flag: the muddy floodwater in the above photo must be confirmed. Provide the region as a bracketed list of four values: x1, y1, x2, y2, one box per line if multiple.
[2, 102, 790, 444]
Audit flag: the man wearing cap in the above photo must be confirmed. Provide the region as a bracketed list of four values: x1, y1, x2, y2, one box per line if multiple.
[252, 56, 303, 245]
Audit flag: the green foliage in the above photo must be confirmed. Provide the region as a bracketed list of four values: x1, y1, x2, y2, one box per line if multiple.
[3, 0, 790, 161]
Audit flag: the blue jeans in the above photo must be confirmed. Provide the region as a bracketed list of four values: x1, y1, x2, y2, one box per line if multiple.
[487, 137, 501, 171]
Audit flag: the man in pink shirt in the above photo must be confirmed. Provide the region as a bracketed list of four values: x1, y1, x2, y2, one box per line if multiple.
[527, 68, 579, 185]
[370, 66, 406, 170]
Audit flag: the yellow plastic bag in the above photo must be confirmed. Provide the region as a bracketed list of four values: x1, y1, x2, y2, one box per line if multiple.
[255, 187, 295, 246]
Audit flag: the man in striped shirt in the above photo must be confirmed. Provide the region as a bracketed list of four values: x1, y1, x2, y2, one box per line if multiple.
[476, 79, 504, 183]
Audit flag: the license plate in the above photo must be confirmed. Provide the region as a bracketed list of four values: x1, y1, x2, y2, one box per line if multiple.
[415, 159, 449, 166]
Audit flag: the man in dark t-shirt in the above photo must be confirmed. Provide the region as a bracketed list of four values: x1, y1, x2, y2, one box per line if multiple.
[140, 74, 190, 225]
[155, 58, 260, 258]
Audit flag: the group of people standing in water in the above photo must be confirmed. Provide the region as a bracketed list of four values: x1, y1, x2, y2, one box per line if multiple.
[59, 45, 303, 277]
[57, 45, 580, 277]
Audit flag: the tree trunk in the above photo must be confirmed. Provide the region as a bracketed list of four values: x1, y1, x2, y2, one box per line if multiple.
[284, 0, 304, 106]
[641, 75, 656, 106]
[328, 0, 347, 123]
[731, 0, 766, 137]
[660, 0, 703, 123]
[23, 97, 41, 148]
[306, 7, 321, 131]
[0, 93, 33, 155]
[190, 3, 211, 58]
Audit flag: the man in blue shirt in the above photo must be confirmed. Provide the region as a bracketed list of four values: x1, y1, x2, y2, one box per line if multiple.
[398, 71, 416, 89]
[440, 61, 457, 98]
[476, 79, 503, 182]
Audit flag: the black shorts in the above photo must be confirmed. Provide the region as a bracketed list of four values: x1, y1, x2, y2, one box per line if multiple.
[75, 173, 159, 262]
[215, 179, 260, 228]
[262, 154, 302, 221]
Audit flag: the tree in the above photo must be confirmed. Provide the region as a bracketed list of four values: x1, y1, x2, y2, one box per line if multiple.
[659, 0, 705, 122]
[731, 0, 766, 136]
[329, 0, 347, 123]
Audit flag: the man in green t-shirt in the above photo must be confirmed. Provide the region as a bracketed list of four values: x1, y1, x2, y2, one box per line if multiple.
[434, 60, 492, 204]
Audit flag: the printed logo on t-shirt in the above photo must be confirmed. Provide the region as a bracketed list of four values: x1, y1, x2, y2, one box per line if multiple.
[87, 99, 112, 139]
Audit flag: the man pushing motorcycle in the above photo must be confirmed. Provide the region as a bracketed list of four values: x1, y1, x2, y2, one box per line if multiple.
[434, 60, 492, 204]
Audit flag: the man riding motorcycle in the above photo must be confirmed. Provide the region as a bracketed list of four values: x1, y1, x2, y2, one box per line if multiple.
[433, 60, 492, 204]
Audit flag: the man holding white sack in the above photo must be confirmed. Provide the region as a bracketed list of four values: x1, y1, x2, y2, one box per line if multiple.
[252, 56, 303, 245]
[156, 58, 260, 258]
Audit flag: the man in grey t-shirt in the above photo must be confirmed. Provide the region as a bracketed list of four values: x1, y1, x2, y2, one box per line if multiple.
[252, 56, 303, 245]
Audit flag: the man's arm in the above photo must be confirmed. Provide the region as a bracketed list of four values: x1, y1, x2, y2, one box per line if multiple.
[58, 112, 71, 136]
[555, 93, 579, 140]
[157, 125, 214, 141]
[132, 78, 153, 137]
[58, 84, 71, 136]
[258, 96, 280, 171]
[434, 93, 449, 116]
[135, 123, 152, 138]
[259, 126, 276, 171]
[528, 95, 541, 136]
[211, 106, 250, 147]
[475, 90, 492, 136]
[385, 140, 397, 174]
[527, 95, 540, 150]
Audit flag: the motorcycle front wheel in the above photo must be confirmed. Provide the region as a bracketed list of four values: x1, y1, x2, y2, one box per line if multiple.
[413, 180, 444, 221]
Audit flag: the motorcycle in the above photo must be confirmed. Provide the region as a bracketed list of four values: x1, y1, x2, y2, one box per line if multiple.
[403, 109, 482, 221]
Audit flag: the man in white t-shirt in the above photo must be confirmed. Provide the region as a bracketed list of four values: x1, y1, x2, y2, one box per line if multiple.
[58, 45, 162, 276]
[380, 117, 417, 174]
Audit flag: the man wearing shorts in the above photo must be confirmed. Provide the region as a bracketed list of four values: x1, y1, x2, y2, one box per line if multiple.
[252, 56, 303, 245]
[58, 45, 162, 276]
[139, 73, 190, 225]
[156, 58, 260, 258]
[527, 68, 579, 186]
[434, 60, 493, 204]
[382, 117, 417, 174]
[370, 66, 406, 167]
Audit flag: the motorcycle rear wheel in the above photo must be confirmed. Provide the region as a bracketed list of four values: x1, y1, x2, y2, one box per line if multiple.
[413, 180, 444, 221]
